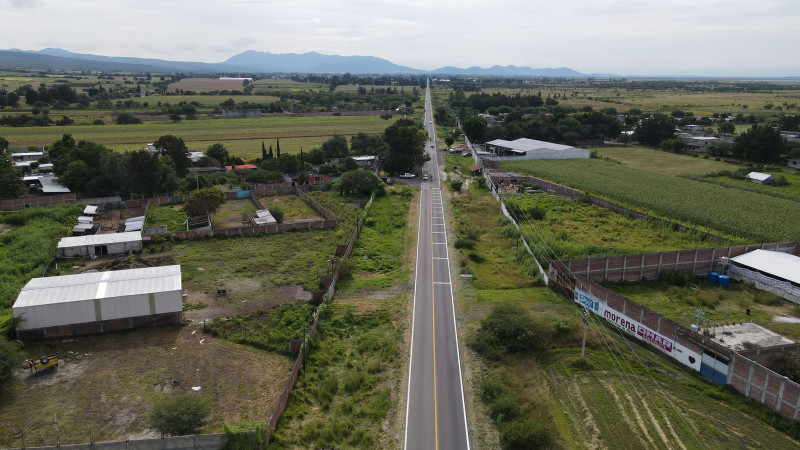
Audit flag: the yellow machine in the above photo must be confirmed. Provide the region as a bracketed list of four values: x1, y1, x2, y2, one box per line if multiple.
[28, 354, 59, 373]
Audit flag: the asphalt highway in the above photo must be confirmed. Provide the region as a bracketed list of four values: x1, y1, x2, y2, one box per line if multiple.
[404, 83, 470, 450]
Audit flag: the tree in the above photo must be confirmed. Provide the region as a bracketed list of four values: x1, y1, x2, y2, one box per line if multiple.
[635, 114, 676, 147]
[161, 170, 180, 196]
[149, 394, 211, 436]
[276, 139, 281, 158]
[339, 169, 384, 197]
[206, 143, 228, 166]
[183, 188, 225, 217]
[350, 133, 385, 155]
[462, 115, 488, 143]
[116, 112, 142, 125]
[444, 136, 455, 147]
[0, 136, 10, 151]
[60, 160, 94, 192]
[618, 133, 632, 146]
[268, 144, 274, 159]
[155, 135, 190, 176]
[0, 157, 24, 199]
[383, 118, 427, 174]
[127, 150, 163, 198]
[322, 134, 348, 159]
[261, 141, 267, 160]
[718, 121, 735, 135]
[342, 157, 359, 172]
[733, 124, 786, 163]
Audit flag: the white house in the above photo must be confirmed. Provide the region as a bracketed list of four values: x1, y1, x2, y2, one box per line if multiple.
[58, 231, 143, 257]
[788, 159, 800, 169]
[746, 172, 776, 185]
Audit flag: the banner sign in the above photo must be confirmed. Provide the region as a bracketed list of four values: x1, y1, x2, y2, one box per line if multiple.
[574, 289, 701, 371]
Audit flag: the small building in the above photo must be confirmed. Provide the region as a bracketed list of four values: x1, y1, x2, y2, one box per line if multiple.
[351, 155, 377, 169]
[746, 172, 776, 185]
[10, 152, 44, 163]
[727, 249, 800, 303]
[251, 209, 277, 226]
[144, 143, 158, 154]
[188, 151, 206, 163]
[24, 176, 70, 194]
[83, 205, 99, 216]
[58, 231, 142, 258]
[72, 223, 100, 236]
[12, 265, 183, 339]
[684, 124, 704, 133]
[484, 138, 590, 160]
[788, 159, 800, 169]
[682, 135, 720, 153]
[226, 164, 258, 171]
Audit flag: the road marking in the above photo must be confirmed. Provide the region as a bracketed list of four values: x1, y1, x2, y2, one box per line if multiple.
[434, 281, 451, 285]
[432, 231, 445, 234]
[430, 185, 439, 450]
[433, 257, 448, 260]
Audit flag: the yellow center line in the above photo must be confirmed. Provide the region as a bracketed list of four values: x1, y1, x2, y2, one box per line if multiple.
[430, 187, 439, 450]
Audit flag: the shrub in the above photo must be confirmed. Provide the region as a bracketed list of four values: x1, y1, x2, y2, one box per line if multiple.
[0, 337, 25, 394]
[149, 394, 211, 436]
[270, 205, 284, 224]
[454, 238, 476, 249]
[92, 119, 105, 125]
[501, 419, 553, 450]
[470, 304, 544, 359]
[116, 112, 142, 125]
[450, 180, 463, 192]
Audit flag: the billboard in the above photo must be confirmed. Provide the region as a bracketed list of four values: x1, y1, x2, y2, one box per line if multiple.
[574, 289, 701, 371]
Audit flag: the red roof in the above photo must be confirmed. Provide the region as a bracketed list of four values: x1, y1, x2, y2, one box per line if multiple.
[225, 164, 258, 171]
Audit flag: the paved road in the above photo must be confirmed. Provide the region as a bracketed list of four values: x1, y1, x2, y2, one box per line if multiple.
[404, 83, 470, 450]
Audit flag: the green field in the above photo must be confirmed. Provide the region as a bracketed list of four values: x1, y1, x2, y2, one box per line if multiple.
[502, 159, 800, 242]
[595, 145, 741, 175]
[0, 115, 397, 159]
[685, 169, 800, 202]
[503, 193, 722, 264]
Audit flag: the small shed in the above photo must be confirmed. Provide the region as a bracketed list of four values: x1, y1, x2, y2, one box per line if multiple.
[789, 159, 800, 169]
[746, 172, 776, 185]
[251, 209, 277, 226]
[12, 265, 183, 339]
[83, 205, 99, 215]
[72, 223, 100, 236]
[58, 231, 143, 257]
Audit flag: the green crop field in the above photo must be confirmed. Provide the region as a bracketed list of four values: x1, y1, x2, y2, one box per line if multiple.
[0, 115, 397, 159]
[502, 159, 800, 242]
[594, 145, 741, 175]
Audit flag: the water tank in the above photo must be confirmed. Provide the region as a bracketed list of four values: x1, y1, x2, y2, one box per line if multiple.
[718, 275, 730, 288]
[709, 272, 719, 285]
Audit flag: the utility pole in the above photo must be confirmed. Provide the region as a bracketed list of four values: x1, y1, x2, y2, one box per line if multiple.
[581, 309, 589, 360]
[694, 307, 705, 330]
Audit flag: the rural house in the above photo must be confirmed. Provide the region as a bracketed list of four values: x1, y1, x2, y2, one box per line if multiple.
[58, 231, 143, 257]
[483, 138, 590, 160]
[746, 172, 776, 185]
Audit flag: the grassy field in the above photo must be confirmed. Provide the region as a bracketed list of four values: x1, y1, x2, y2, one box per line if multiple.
[146, 204, 187, 232]
[0, 115, 397, 159]
[445, 177, 800, 448]
[594, 145, 742, 176]
[605, 277, 800, 342]
[482, 83, 800, 117]
[503, 192, 724, 264]
[263, 186, 417, 448]
[259, 194, 321, 222]
[210, 198, 257, 229]
[686, 169, 800, 202]
[503, 159, 800, 242]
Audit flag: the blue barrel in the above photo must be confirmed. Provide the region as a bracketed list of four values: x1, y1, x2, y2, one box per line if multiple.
[718, 275, 730, 288]
[709, 272, 719, 285]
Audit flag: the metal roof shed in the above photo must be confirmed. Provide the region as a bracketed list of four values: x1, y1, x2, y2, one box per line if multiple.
[730, 250, 800, 286]
[58, 231, 142, 257]
[12, 265, 183, 338]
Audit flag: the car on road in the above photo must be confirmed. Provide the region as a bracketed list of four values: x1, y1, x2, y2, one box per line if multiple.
[422, 174, 429, 181]
[430, 143, 435, 148]
[399, 173, 416, 178]
[462, 152, 470, 157]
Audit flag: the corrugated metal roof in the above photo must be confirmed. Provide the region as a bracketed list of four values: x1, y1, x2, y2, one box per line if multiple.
[125, 221, 143, 232]
[83, 205, 98, 215]
[77, 216, 94, 224]
[13, 265, 182, 308]
[486, 138, 574, 154]
[58, 231, 142, 249]
[38, 177, 71, 193]
[747, 172, 774, 181]
[731, 250, 800, 285]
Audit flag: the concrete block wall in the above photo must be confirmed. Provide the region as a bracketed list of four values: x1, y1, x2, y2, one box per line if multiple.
[1, 193, 77, 211]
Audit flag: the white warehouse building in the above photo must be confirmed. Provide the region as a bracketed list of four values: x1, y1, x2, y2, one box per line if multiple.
[483, 138, 590, 161]
[58, 231, 143, 258]
[728, 250, 800, 304]
[12, 265, 183, 339]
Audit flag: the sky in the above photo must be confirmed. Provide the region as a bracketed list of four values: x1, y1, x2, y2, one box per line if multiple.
[3, 0, 799, 77]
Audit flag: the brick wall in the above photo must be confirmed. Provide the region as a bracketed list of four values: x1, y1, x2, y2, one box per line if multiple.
[1, 193, 77, 211]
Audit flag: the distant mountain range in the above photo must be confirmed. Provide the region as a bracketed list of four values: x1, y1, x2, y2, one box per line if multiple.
[0, 48, 606, 77]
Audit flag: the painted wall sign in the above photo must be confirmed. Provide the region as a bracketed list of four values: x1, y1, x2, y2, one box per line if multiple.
[574, 289, 701, 371]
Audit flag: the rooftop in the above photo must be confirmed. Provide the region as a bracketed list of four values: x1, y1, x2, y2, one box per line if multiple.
[731, 249, 800, 285]
[58, 231, 142, 249]
[13, 265, 182, 308]
[707, 322, 794, 351]
[747, 172, 774, 181]
[486, 138, 575, 154]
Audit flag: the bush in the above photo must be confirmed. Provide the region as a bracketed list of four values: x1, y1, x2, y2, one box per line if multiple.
[470, 304, 544, 359]
[450, 180, 463, 192]
[501, 419, 553, 450]
[116, 112, 142, 125]
[92, 119, 105, 125]
[454, 238, 476, 249]
[270, 206, 284, 224]
[149, 394, 211, 436]
[0, 337, 25, 394]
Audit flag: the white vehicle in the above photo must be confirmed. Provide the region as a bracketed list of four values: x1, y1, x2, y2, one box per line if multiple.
[399, 173, 416, 178]
[422, 174, 429, 181]
[430, 143, 435, 148]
